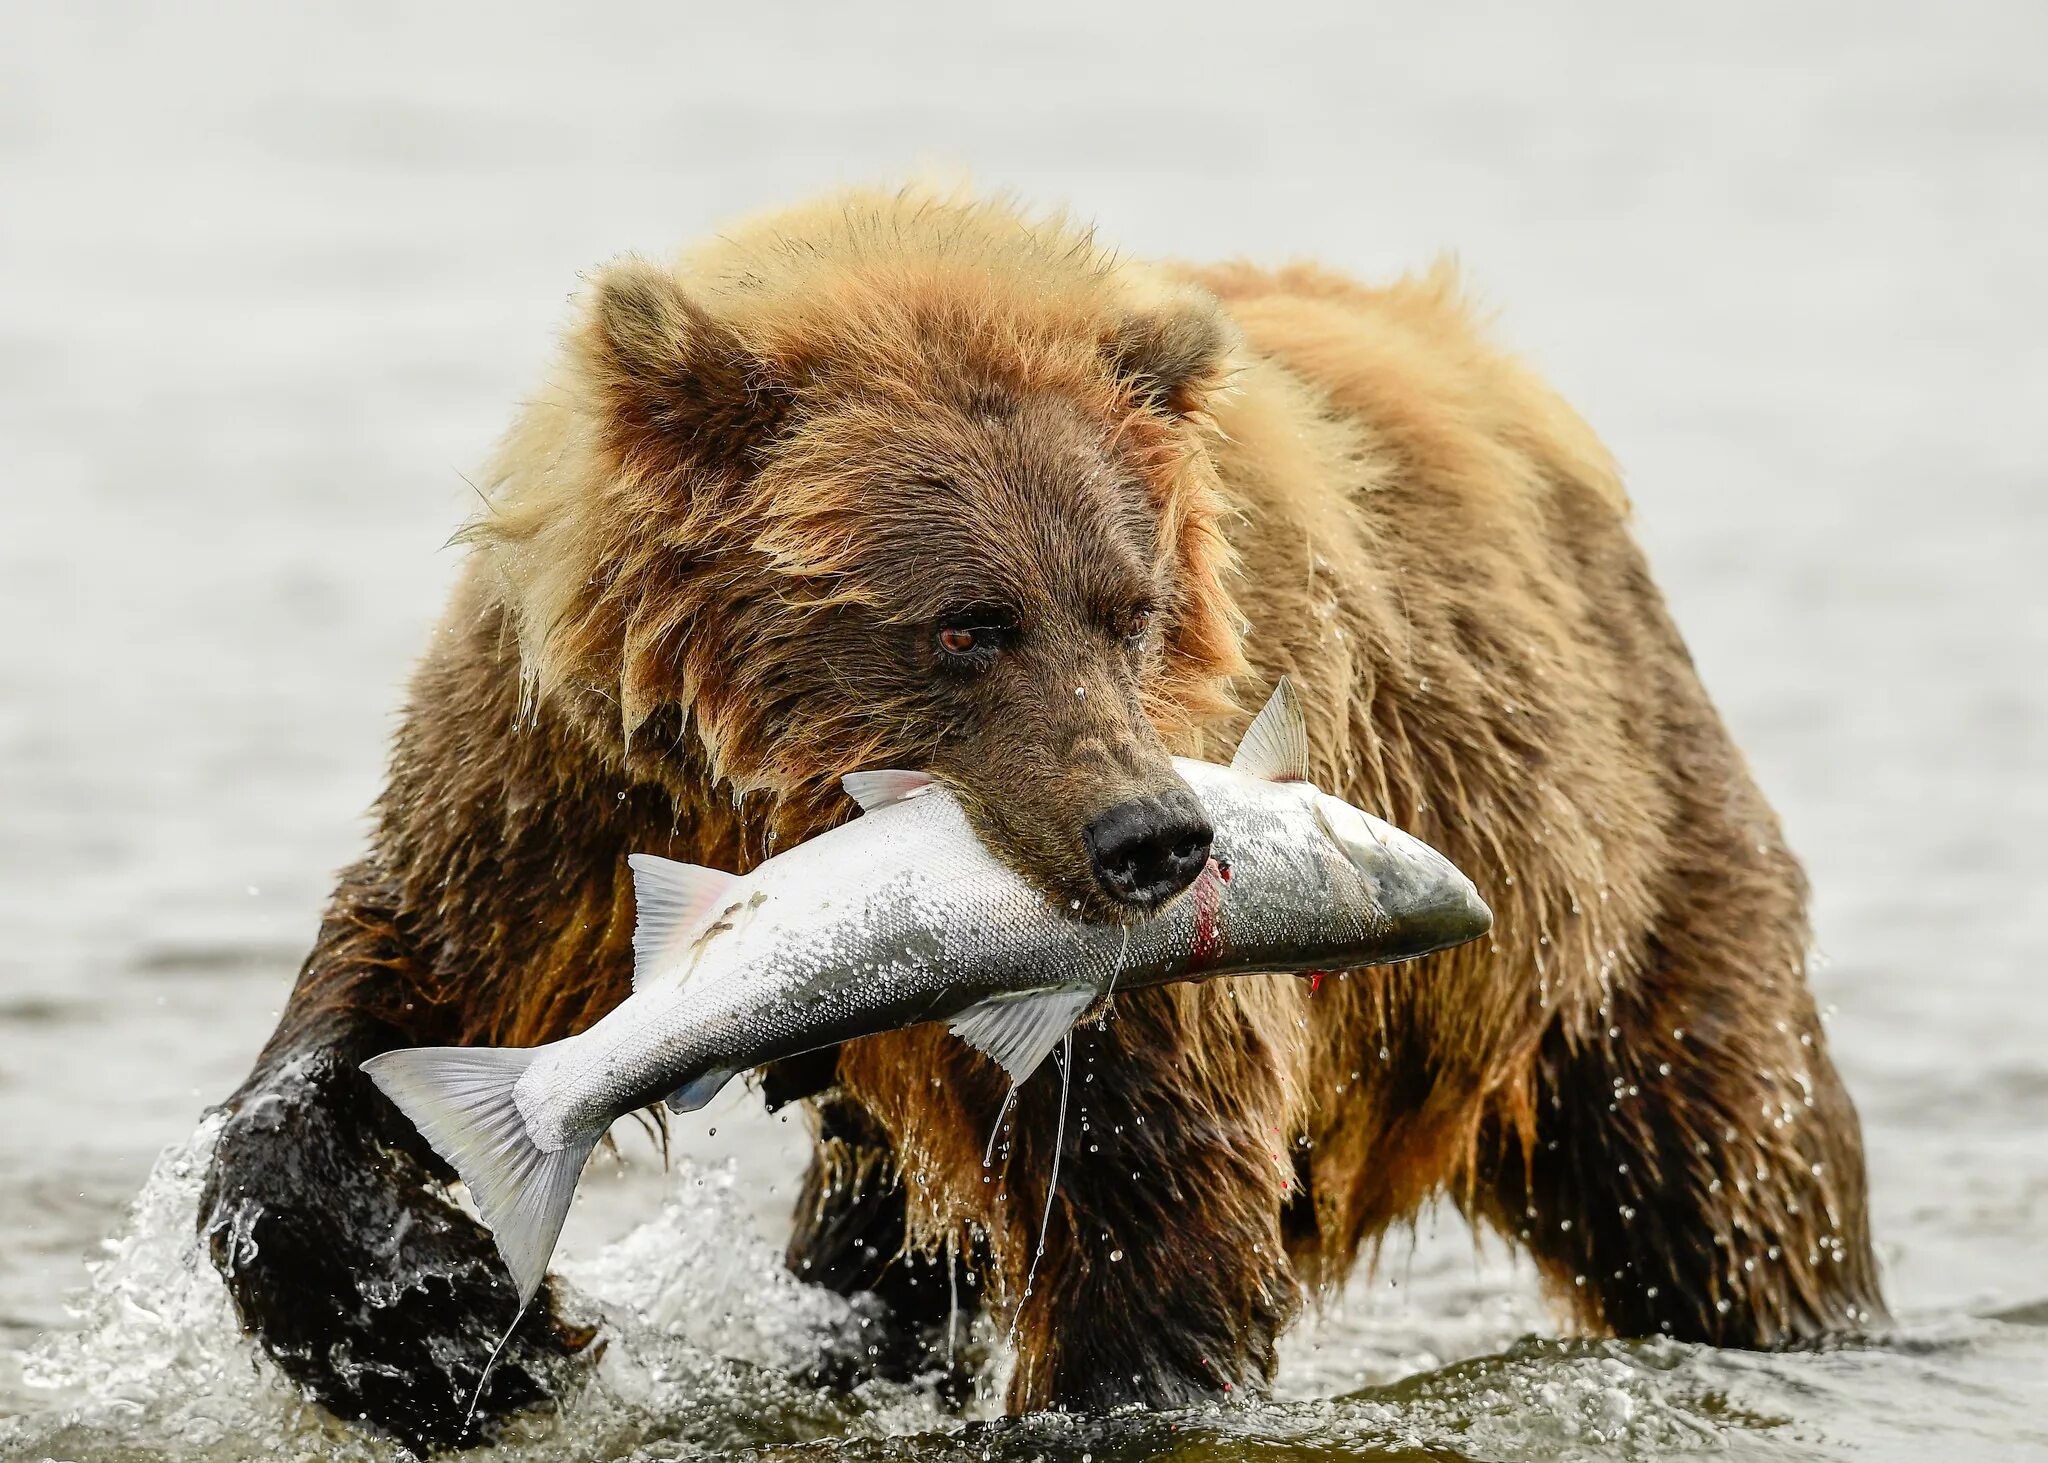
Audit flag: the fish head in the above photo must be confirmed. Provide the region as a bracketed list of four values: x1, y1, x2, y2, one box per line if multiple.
[1306, 789, 1494, 962]
[1177, 680, 1491, 964]
[1174, 745, 1493, 967]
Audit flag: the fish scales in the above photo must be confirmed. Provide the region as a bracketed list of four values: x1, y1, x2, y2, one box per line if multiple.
[525, 761, 1385, 1147]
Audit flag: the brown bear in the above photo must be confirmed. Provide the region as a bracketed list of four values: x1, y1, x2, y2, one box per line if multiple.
[198, 188, 1883, 1450]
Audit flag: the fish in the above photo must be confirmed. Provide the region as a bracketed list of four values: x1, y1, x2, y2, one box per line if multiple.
[362, 680, 1491, 1313]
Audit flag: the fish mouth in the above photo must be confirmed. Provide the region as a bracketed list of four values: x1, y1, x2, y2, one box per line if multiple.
[1317, 798, 1493, 961]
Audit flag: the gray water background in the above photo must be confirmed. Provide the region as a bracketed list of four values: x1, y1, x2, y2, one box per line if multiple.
[1, 3, 2043, 1458]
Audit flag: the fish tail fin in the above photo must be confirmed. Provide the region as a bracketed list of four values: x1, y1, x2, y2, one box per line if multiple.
[361, 1044, 596, 1309]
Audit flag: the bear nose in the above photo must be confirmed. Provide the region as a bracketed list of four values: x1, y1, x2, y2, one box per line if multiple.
[1083, 789, 1213, 909]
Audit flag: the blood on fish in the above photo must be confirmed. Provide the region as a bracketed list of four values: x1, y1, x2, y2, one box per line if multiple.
[1307, 969, 1330, 994]
[1189, 858, 1227, 966]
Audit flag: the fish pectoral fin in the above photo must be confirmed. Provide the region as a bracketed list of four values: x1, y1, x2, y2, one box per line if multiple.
[1230, 676, 1311, 783]
[628, 853, 741, 991]
[841, 768, 936, 813]
[664, 1067, 738, 1114]
[948, 987, 1096, 1087]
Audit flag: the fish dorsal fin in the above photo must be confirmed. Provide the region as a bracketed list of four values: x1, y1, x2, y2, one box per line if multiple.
[948, 987, 1096, 1086]
[1231, 676, 1310, 782]
[842, 769, 936, 813]
[627, 853, 740, 990]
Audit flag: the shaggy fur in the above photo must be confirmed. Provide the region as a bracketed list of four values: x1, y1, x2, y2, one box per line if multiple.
[201, 189, 1882, 1447]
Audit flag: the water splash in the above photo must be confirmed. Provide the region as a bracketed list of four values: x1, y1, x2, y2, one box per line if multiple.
[12, 1117, 311, 1448]
[4, 1118, 954, 1460]
[8, 1122, 2046, 1461]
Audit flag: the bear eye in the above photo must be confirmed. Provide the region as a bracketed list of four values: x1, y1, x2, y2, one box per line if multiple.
[1122, 603, 1155, 644]
[933, 608, 1009, 670]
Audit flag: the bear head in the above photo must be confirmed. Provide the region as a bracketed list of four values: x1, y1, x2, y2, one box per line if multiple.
[469, 192, 1248, 918]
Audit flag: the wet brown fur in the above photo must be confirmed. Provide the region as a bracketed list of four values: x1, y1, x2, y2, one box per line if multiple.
[222, 188, 1882, 1424]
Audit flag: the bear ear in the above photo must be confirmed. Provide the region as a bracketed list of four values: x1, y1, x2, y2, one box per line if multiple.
[1104, 297, 1238, 418]
[579, 258, 789, 474]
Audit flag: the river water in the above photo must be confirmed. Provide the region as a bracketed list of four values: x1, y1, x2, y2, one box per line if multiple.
[2, 3, 2043, 1459]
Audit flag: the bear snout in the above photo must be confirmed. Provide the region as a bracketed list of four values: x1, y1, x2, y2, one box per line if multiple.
[1082, 787, 1214, 909]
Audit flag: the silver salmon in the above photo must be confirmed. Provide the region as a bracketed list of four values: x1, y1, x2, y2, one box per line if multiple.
[363, 681, 1490, 1309]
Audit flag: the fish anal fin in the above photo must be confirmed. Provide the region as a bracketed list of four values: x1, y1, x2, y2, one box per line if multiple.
[947, 987, 1096, 1087]
[628, 853, 740, 991]
[1230, 676, 1310, 782]
[664, 1067, 737, 1113]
